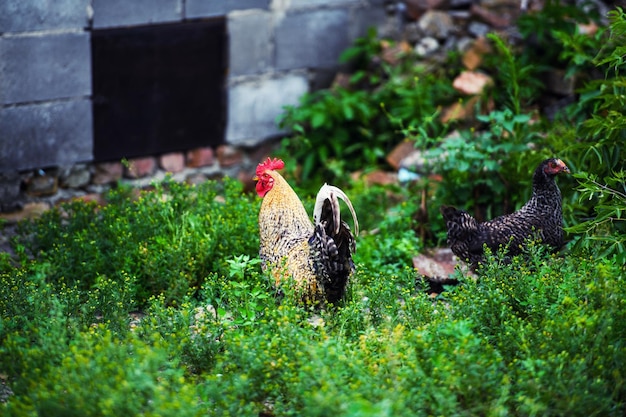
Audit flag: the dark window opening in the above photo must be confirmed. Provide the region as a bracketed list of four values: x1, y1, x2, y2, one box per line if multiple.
[91, 19, 227, 162]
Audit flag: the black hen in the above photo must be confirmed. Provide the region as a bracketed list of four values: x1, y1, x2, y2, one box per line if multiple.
[441, 158, 570, 270]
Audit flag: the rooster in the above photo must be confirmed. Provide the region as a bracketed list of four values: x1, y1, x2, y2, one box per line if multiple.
[255, 158, 359, 305]
[441, 158, 570, 270]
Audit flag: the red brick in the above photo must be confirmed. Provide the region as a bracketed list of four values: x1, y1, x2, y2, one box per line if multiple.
[93, 162, 123, 185]
[124, 157, 157, 179]
[159, 152, 185, 173]
[452, 71, 493, 95]
[470, 4, 511, 29]
[364, 170, 398, 186]
[461, 36, 492, 71]
[386, 140, 416, 171]
[186, 147, 214, 168]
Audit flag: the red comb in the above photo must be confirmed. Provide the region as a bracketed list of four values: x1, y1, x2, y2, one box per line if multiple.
[256, 158, 285, 176]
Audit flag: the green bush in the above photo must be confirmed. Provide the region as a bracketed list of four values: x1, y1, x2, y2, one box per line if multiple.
[1, 173, 626, 416]
[278, 3, 624, 251]
[4, 327, 202, 417]
[277, 28, 456, 186]
[196, 242, 626, 416]
[418, 108, 543, 221]
[15, 178, 260, 306]
[448, 243, 626, 415]
[516, 0, 604, 72]
[560, 8, 626, 261]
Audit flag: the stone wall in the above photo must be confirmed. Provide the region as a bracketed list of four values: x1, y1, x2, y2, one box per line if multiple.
[0, 0, 389, 212]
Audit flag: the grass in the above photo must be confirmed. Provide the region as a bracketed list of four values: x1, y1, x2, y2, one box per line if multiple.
[1, 176, 625, 416]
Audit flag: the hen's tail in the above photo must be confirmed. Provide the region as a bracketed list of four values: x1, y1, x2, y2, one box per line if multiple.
[310, 184, 359, 304]
[440, 205, 483, 268]
[440, 205, 465, 223]
[440, 205, 477, 241]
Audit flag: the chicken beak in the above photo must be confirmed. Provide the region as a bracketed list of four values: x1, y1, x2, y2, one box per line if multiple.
[557, 159, 570, 174]
[253, 175, 259, 181]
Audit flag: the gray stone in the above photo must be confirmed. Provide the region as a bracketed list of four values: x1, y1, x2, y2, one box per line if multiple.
[0, 172, 21, 208]
[417, 10, 455, 39]
[480, 0, 519, 7]
[310, 68, 339, 90]
[0, 0, 90, 33]
[59, 164, 91, 188]
[228, 10, 273, 76]
[456, 36, 474, 53]
[403, 22, 422, 44]
[226, 74, 309, 146]
[0, 32, 91, 105]
[442, 35, 458, 52]
[467, 21, 491, 38]
[186, 0, 270, 19]
[287, 0, 360, 8]
[449, 0, 473, 6]
[0, 99, 93, 172]
[275, 9, 350, 70]
[92, 0, 182, 28]
[349, 4, 389, 41]
[415, 36, 439, 56]
[25, 171, 58, 197]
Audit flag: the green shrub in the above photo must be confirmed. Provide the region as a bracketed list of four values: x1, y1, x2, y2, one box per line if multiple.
[482, 33, 544, 113]
[4, 327, 202, 417]
[559, 8, 626, 261]
[1, 174, 626, 416]
[400, 32, 560, 240]
[0, 276, 78, 387]
[15, 178, 260, 306]
[418, 108, 543, 221]
[277, 29, 456, 186]
[449, 245, 626, 414]
[136, 294, 226, 377]
[516, 0, 604, 73]
[0, 263, 137, 386]
[355, 199, 421, 274]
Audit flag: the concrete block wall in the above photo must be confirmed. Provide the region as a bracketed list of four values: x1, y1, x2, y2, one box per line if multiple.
[0, 0, 92, 173]
[0, 0, 388, 207]
[224, 0, 388, 146]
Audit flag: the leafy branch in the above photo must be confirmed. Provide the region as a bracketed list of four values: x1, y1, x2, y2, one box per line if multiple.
[566, 171, 626, 262]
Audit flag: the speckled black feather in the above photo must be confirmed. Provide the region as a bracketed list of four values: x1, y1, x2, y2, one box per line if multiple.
[309, 198, 356, 303]
[441, 158, 569, 270]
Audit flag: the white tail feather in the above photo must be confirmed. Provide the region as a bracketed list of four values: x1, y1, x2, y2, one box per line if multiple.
[313, 183, 359, 237]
